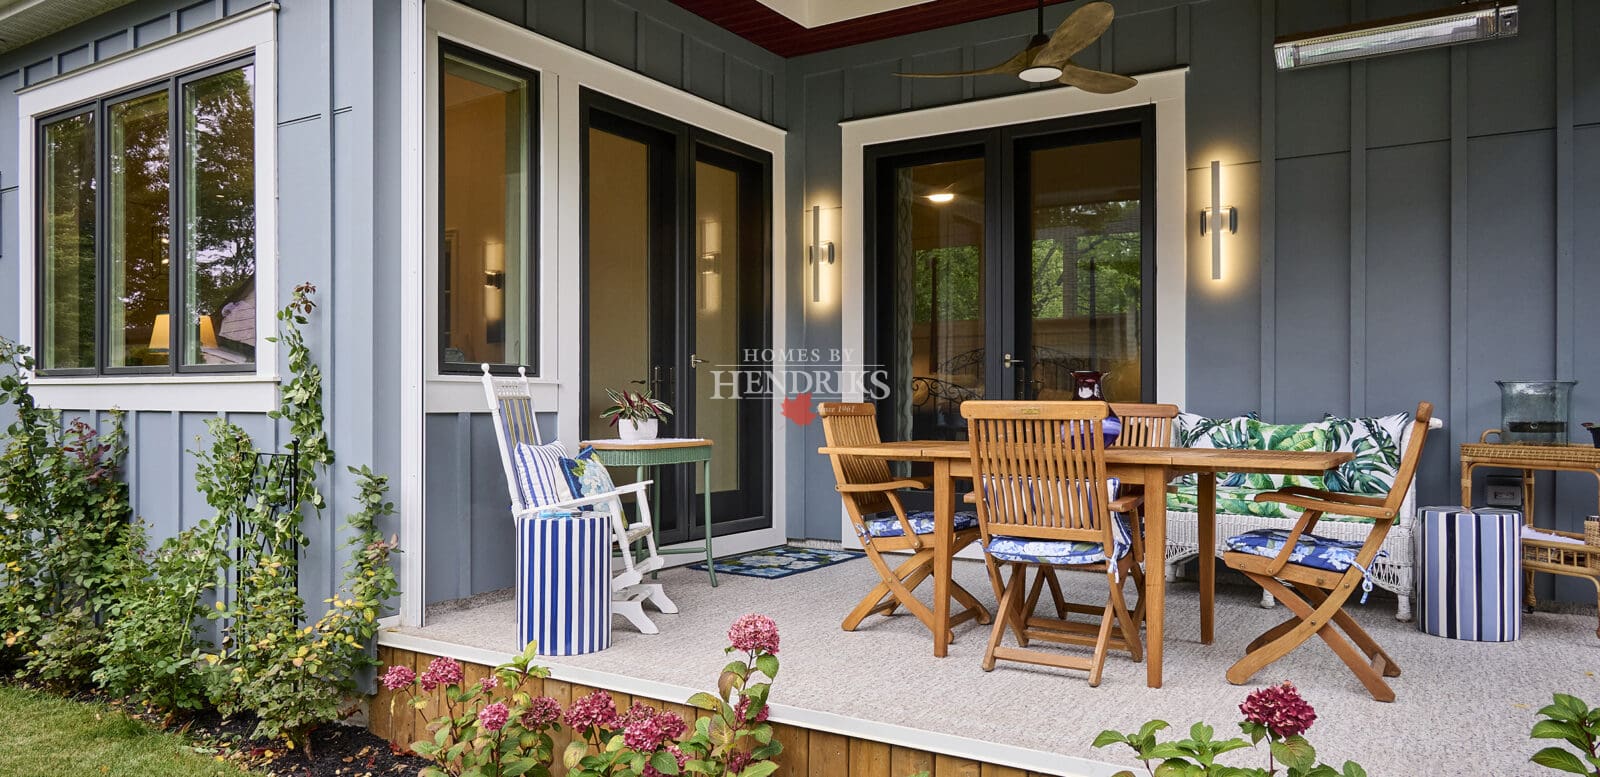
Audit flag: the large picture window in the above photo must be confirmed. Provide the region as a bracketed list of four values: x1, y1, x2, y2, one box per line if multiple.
[36, 59, 257, 374]
[438, 46, 536, 373]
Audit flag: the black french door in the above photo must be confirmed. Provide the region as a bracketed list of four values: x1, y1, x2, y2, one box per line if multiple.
[866, 107, 1156, 443]
[579, 91, 772, 544]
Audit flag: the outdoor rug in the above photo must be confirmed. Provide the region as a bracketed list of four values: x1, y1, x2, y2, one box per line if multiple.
[690, 545, 864, 579]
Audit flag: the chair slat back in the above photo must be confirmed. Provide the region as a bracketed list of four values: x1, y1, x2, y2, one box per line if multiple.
[1109, 402, 1179, 447]
[818, 403, 895, 517]
[962, 401, 1115, 547]
[482, 364, 543, 512]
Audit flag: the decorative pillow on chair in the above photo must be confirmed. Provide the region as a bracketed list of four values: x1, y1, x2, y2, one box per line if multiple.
[560, 446, 617, 510]
[512, 441, 574, 510]
[1321, 412, 1410, 497]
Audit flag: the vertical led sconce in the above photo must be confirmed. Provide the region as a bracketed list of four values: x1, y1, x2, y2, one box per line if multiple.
[1200, 160, 1237, 280]
[699, 218, 722, 313]
[808, 204, 835, 303]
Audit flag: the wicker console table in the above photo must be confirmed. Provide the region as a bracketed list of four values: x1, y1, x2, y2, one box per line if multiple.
[1460, 436, 1600, 636]
[582, 438, 717, 587]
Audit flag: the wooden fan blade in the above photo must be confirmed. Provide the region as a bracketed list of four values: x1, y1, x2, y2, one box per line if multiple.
[1057, 62, 1137, 94]
[1033, 1, 1115, 68]
[894, 45, 1037, 78]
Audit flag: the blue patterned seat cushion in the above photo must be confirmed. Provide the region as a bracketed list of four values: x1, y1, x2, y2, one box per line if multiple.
[1225, 528, 1381, 573]
[984, 515, 1133, 565]
[863, 510, 978, 538]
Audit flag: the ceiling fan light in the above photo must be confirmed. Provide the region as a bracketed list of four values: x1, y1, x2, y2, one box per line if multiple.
[1019, 64, 1063, 82]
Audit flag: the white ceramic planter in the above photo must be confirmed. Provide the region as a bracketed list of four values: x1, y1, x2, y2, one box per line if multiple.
[618, 418, 659, 441]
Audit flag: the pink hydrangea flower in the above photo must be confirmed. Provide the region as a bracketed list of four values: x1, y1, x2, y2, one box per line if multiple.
[565, 690, 620, 732]
[727, 614, 780, 654]
[520, 696, 563, 729]
[419, 657, 465, 691]
[621, 702, 687, 752]
[480, 675, 499, 691]
[379, 664, 415, 692]
[478, 701, 510, 732]
[1240, 682, 1317, 739]
[726, 751, 753, 773]
[733, 695, 769, 724]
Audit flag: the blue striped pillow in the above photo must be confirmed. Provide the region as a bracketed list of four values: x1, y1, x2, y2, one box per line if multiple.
[512, 441, 574, 510]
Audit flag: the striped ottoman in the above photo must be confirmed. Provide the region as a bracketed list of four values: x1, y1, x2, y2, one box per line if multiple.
[1416, 506, 1522, 642]
[517, 510, 613, 656]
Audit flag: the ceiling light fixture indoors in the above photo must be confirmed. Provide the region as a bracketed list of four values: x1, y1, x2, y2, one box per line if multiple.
[1275, 1, 1518, 70]
[894, 0, 1137, 94]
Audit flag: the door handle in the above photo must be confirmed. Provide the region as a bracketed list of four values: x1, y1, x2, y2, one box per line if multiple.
[689, 354, 708, 368]
[1002, 352, 1025, 369]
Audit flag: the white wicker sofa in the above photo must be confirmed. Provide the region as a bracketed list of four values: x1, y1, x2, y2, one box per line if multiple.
[1159, 411, 1429, 622]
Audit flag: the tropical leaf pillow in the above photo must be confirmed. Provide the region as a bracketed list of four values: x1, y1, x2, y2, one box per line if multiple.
[1237, 419, 1337, 491]
[1174, 412, 1258, 487]
[1321, 412, 1410, 497]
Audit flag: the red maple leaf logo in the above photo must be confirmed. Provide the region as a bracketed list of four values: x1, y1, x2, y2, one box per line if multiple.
[780, 392, 817, 426]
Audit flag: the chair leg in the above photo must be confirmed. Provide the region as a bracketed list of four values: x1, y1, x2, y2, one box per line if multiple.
[1087, 598, 1117, 688]
[1301, 585, 1400, 678]
[983, 563, 1025, 672]
[1228, 573, 1396, 702]
[1042, 568, 1070, 619]
[1109, 565, 1142, 664]
[949, 581, 993, 626]
[614, 599, 659, 635]
[641, 583, 677, 614]
[843, 548, 942, 635]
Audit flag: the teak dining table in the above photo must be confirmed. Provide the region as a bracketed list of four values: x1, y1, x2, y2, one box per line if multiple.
[815, 440, 1352, 688]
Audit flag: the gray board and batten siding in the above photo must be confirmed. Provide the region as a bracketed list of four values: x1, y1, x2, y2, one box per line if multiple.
[783, 0, 1600, 608]
[0, 0, 404, 618]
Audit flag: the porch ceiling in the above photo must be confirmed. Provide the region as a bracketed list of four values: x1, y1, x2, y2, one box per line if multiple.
[670, 0, 1080, 57]
[0, 0, 136, 54]
[396, 559, 1591, 775]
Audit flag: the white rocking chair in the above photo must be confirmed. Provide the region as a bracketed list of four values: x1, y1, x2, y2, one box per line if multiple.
[482, 365, 676, 635]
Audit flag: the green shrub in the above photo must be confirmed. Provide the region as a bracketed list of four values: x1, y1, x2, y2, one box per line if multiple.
[0, 340, 140, 686]
[1529, 693, 1600, 775]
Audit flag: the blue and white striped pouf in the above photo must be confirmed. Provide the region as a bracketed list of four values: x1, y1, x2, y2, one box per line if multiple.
[517, 510, 613, 656]
[1416, 506, 1522, 642]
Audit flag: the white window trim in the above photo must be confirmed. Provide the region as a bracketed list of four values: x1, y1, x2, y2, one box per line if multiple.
[836, 69, 1189, 547]
[15, 6, 279, 414]
[403, 0, 790, 627]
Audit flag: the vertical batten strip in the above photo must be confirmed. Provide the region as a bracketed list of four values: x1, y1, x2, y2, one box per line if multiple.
[1554, 0, 1574, 382]
[1348, 0, 1368, 418]
[1448, 46, 1470, 510]
[1259, 0, 1278, 421]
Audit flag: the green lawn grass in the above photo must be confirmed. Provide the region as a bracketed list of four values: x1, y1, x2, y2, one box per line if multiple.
[0, 684, 255, 777]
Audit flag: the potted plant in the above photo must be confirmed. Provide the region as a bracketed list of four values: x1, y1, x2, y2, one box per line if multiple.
[601, 388, 672, 441]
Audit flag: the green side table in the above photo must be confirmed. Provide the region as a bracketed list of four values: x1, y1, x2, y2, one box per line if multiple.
[582, 438, 717, 587]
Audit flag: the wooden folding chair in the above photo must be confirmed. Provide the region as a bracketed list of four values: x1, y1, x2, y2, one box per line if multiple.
[818, 403, 990, 641]
[1223, 402, 1434, 702]
[962, 400, 1145, 686]
[1021, 403, 1173, 624]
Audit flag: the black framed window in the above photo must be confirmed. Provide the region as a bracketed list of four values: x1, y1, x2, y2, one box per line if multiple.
[36, 58, 257, 375]
[438, 45, 537, 374]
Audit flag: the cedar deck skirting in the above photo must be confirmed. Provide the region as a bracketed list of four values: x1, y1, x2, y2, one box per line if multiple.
[372, 645, 1063, 777]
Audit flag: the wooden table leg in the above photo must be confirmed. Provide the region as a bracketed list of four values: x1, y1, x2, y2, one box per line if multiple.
[1145, 464, 1168, 688]
[932, 458, 954, 658]
[1198, 471, 1216, 645]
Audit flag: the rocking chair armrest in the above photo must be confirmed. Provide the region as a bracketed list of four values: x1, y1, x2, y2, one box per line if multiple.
[1253, 491, 1391, 520]
[527, 481, 656, 514]
[836, 479, 925, 494]
[1273, 485, 1386, 507]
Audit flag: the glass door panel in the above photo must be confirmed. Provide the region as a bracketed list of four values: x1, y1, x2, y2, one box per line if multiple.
[888, 155, 986, 441]
[1024, 135, 1144, 401]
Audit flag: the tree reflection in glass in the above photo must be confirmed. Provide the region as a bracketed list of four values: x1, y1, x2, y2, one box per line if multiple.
[182, 65, 255, 367]
[40, 112, 97, 370]
[107, 90, 172, 367]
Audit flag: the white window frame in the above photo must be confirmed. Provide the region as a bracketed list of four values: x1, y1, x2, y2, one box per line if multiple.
[837, 68, 1190, 548]
[14, 6, 279, 413]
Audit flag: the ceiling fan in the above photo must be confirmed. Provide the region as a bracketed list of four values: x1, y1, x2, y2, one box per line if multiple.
[894, 0, 1136, 94]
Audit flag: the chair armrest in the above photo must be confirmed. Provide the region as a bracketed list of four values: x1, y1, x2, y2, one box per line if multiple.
[523, 481, 655, 514]
[1108, 494, 1143, 513]
[1253, 490, 1391, 520]
[909, 475, 935, 489]
[1273, 485, 1386, 507]
[836, 479, 925, 494]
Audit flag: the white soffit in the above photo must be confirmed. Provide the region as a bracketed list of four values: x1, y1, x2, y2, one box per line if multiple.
[0, 0, 137, 54]
[754, 0, 936, 28]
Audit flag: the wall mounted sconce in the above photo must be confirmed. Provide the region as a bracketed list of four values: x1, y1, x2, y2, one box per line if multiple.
[808, 205, 835, 303]
[699, 218, 722, 313]
[1199, 160, 1237, 280]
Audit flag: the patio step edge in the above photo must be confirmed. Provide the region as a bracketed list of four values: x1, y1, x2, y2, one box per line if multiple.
[377, 628, 1126, 777]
